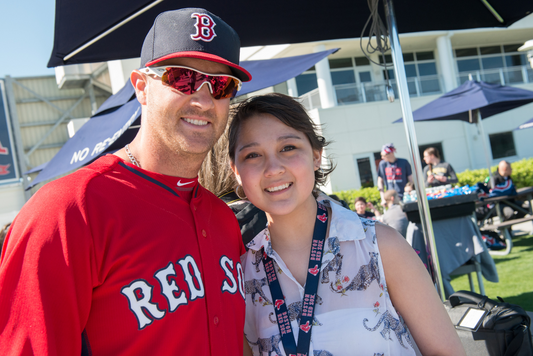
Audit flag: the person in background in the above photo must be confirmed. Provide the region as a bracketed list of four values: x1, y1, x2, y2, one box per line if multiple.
[477, 160, 527, 221]
[490, 160, 517, 196]
[328, 194, 351, 210]
[404, 181, 415, 196]
[381, 190, 409, 238]
[377, 143, 413, 205]
[422, 147, 458, 187]
[0, 8, 250, 355]
[354, 196, 381, 220]
[229, 93, 465, 356]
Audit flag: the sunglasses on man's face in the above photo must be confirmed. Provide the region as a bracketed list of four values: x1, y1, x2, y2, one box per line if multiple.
[140, 65, 242, 100]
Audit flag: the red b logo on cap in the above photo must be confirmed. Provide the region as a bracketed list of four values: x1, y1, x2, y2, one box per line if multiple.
[191, 13, 217, 42]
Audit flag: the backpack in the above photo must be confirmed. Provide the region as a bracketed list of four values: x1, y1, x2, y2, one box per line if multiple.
[444, 290, 533, 356]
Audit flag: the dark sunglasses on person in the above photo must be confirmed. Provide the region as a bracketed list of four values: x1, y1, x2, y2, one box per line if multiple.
[140, 65, 242, 99]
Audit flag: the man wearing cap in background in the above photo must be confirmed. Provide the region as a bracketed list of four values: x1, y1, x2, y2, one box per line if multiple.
[377, 143, 413, 206]
[0, 8, 250, 355]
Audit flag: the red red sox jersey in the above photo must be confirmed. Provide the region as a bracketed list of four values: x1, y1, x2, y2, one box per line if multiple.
[0, 155, 245, 355]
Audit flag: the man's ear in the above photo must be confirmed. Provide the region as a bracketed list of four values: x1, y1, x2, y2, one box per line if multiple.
[130, 70, 148, 105]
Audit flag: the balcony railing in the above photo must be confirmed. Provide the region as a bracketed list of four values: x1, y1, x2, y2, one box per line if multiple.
[457, 65, 533, 86]
[299, 89, 322, 111]
[300, 75, 443, 111]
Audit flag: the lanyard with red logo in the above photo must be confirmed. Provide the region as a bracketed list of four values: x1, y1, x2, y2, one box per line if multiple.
[261, 201, 328, 356]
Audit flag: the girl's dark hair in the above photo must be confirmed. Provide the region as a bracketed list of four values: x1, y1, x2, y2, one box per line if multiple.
[228, 93, 335, 195]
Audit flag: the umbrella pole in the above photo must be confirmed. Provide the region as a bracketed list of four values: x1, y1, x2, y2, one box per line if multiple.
[476, 111, 495, 188]
[384, 0, 446, 301]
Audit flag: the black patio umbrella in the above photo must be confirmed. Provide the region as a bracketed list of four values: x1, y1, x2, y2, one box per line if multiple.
[398, 80, 533, 123]
[48, 0, 532, 67]
[395, 80, 533, 185]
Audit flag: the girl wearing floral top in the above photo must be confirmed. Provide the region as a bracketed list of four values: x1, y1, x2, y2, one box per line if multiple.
[228, 93, 465, 356]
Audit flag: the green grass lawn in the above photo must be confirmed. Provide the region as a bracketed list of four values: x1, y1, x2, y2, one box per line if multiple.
[450, 233, 533, 311]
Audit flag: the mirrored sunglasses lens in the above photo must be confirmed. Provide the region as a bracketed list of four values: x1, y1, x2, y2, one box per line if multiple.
[163, 68, 197, 94]
[163, 67, 239, 99]
[212, 77, 239, 99]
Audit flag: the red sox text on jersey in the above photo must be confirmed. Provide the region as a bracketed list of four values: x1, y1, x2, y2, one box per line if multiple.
[121, 254, 244, 329]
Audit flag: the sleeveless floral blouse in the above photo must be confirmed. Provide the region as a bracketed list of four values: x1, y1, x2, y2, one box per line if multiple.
[241, 200, 417, 356]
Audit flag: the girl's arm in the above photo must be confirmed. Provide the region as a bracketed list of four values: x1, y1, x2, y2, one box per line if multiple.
[375, 223, 466, 356]
[243, 337, 253, 356]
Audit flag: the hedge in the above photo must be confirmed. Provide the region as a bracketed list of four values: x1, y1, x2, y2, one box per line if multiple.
[456, 158, 533, 188]
[334, 187, 383, 213]
[333, 158, 533, 211]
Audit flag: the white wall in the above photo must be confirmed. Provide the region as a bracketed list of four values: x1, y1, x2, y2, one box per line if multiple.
[108, 58, 141, 94]
[0, 182, 25, 226]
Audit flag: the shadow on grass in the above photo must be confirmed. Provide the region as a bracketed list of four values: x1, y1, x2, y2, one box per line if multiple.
[517, 246, 533, 253]
[491, 256, 520, 265]
[500, 291, 533, 312]
[512, 236, 533, 247]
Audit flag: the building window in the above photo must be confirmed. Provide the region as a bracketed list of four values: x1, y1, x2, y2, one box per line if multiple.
[329, 58, 353, 69]
[332, 57, 374, 104]
[382, 51, 440, 97]
[455, 44, 530, 85]
[355, 57, 371, 66]
[418, 142, 445, 168]
[356, 157, 375, 188]
[489, 132, 516, 159]
[295, 72, 318, 95]
[295, 56, 377, 104]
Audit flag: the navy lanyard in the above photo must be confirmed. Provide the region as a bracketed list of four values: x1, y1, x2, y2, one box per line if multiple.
[261, 201, 329, 356]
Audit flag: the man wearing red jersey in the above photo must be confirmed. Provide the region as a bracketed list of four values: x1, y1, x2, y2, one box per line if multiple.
[0, 8, 251, 355]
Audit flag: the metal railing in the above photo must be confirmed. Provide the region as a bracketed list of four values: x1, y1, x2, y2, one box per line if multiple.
[300, 75, 443, 111]
[457, 65, 533, 86]
[299, 88, 322, 111]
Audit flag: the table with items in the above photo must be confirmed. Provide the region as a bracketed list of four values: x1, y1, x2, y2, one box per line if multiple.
[403, 185, 498, 298]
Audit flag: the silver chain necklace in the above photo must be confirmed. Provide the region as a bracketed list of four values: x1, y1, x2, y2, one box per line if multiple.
[124, 144, 141, 168]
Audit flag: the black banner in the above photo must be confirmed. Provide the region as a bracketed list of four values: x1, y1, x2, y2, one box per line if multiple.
[0, 80, 18, 183]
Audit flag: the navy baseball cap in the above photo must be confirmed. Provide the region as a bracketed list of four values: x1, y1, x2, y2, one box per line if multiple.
[140, 8, 252, 82]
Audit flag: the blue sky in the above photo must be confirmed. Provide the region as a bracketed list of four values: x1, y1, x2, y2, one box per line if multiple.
[0, 1, 56, 78]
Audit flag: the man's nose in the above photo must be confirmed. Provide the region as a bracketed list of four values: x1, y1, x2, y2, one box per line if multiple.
[190, 83, 216, 109]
